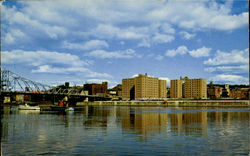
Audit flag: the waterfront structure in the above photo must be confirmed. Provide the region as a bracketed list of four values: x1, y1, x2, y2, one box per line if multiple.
[170, 76, 207, 99]
[159, 80, 167, 98]
[207, 86, 222, 99]
[184, 77, 207, 99]
[84, 82, 108, 95]
[170, 79, 183, 98]
[230, 88, 249, 99]
[122, 74, 167, 100]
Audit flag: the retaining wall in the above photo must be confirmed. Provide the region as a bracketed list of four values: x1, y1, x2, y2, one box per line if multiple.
[77, 100, 249, 107]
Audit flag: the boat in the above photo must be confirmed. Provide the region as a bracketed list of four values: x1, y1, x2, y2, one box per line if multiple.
[66, 107, 74, 111]
[18, 104, 40, 110]
[51, 106, 74, 111]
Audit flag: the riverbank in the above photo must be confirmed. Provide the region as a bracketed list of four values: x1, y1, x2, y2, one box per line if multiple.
[77, 100, 250, 107]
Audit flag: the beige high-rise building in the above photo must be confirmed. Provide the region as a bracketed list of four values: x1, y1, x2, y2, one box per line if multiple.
[122, 78, 135, 99]
[122, 74, 167, 100]
[170, 79, 183, 98]
[184, 77, 207, 99]
[170, 76, 207, 99]
[159, 80, 167, 98]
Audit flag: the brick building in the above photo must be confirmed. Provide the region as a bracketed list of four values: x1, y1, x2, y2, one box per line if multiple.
[84, 82, 108, 95]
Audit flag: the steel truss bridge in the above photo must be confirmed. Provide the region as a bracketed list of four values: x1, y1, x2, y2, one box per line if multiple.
[0, 70, 110, 104]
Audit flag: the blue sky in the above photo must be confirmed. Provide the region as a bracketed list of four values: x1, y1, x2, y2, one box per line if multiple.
[1, 0, 249, 88]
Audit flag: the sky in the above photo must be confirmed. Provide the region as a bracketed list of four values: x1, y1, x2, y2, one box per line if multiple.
[1, 0, 249, 88]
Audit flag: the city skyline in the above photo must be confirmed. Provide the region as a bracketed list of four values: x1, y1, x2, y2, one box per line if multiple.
[1, 0, 249, 88]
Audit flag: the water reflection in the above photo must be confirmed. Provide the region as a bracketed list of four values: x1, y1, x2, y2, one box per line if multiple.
[1, 106, 249, 155]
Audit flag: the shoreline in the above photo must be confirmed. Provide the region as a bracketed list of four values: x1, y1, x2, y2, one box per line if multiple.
[77, 100, 250, 107]
[1, 99, 249, 107]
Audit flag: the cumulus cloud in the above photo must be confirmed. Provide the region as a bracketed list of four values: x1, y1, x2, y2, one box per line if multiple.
[3, 0, 248, 51]
[31, 65, 88, 74]
[138, 38, 151, 48]
[159, 77, 170, 87]
[165, 46, 212, 58]
[86, 79, 110, 84]
[209, 74, 249, 84]
[204, 65, 249, 74]
[152, 33, 175, 44]
[87, 49, 140, 59]
[4, 29, 27, 45]
[160, 23, 175, 34]
[165, 46, 188, 57]
[4, 33, 15, 44]
[204, 48, 249, 84]
[179, 31, 196, 40]
[204, 48, 249, 65]
[189, 46, 211, 58]
[146, 0, 248, 31]
[63, 40, 109, 50]
[90, 24, 147, 40]
[85, 72, 113, 78]
[2, 50, 88, 67]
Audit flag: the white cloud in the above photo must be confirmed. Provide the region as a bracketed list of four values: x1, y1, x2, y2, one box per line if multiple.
[189, 46, 211, 58]
[2, 50, 89, 67]
[165, 46, 188, 57]
[2, 1, 248, 52]
[86, 72, 113, 78]
[152, 33, 174, 44]
[31, 65, 88, 74]
[21, 0, 247, 31]
[204, 48, 249, 65]
[4, 33, 15, 44]
[86, 79, 110, 84]
[90, 24, 147, 40]
[209, 74, 249, 84]
[204, 48, 249, 84]
[138, 38, 151, 48]
[160, 23, 175, 34]
[63, 40, 108, 50]
[179, 31, 196, 40]
[4, 29, 27, 44]
[159, 77, 170, 87]
[146, 0, 248, 31]
[204, 65, 249, 74]
[87, 49, 140, 59]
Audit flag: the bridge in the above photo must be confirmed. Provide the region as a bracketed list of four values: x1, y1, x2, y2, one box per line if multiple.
[0, 70, 111, 105]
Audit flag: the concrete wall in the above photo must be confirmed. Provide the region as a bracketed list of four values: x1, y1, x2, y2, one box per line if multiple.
[77, 100, 249, 107]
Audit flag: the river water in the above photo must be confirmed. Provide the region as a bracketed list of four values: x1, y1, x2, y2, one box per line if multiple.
[1, 106, 250, 155]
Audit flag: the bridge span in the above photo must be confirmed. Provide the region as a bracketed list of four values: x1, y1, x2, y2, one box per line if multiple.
[0, 70, 111, 105]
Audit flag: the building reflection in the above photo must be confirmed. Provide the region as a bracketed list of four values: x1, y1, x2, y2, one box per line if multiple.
[116, 107, 249, 138]
[117, 107, 168, 137]
[1, 106, 249, 144]
[84, 106, 108, 128]
[169, 110, 208, 135]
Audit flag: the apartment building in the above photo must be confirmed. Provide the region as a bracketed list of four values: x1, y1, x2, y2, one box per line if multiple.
[122, 74, 167, 100]
[184, 77, 207, 99]
[170, 76, 207, 99]
[170, 79, 183, 98]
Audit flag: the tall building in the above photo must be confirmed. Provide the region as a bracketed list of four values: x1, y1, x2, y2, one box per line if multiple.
[84, 82, 108, 95]
[170, 79, 183, 98]
[170, 76, 207, 99]
[159, 80, 167, 98]
[122, 74, 167, 100]
[122, 78, 135, 99]
[184, 77, 207, 99]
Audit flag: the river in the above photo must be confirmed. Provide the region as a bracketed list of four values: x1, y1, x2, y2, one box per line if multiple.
[1, 106, 249, 155]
